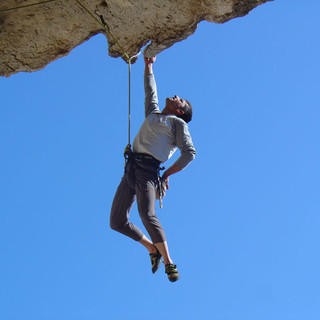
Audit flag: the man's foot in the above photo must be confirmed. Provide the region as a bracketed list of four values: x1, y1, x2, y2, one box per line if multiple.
[165, 264, 180, 282]
[149, 250, 162, 273]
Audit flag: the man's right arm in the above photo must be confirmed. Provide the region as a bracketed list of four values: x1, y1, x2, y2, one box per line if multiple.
[144, 56, 155, 75]
[144, 56, 160, 117]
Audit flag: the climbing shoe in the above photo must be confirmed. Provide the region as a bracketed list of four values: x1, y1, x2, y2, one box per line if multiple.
[165, 264, 180, 282]
[149, 250, 162, 273]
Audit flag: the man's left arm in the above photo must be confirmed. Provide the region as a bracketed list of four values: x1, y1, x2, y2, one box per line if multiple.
[162, 120, 196, 189]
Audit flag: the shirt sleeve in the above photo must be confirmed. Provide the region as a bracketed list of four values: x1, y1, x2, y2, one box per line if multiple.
[144, 73, 160, 117]
[173, 119, 196, 170]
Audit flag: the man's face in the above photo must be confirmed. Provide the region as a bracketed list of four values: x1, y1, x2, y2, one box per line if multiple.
[166, 95, 187, 115]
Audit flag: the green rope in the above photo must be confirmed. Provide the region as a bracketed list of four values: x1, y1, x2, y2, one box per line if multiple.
[75, 0, 130, 62]
[1, 0, 135, 150]
[128, 59, 131, 146]
[75, 0, 133, 148]
[0, 0, 58, 13]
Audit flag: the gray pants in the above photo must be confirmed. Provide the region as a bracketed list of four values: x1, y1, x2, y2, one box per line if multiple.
[110, 161, 166, 244]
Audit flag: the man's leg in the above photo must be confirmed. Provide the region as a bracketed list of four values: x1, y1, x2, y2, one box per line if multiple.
[154, 241, 173, 265]
[135, 168, 174, 266]
[136, 237, 173, 266]
[136, 172, 180, 281]
[110, 168, 180, 280]
[138, 235, 157, 253]
[110, 167, 160, 254]
[110, 175, 144, 241]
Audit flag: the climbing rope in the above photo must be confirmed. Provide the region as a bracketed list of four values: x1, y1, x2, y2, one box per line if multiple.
[0, 0, 58, 12]
[74, 0, 136, 159]
[89, 4, 136, 158]
[75, 0, 140, 160]
[1, 0, 137, 160]
[2, 0, 164, 207]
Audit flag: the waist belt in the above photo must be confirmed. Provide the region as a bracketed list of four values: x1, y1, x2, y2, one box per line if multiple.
[132, 153, 161, 168]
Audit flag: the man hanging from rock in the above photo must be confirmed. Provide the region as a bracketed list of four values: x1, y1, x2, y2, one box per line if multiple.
[110, 55, 196, 282]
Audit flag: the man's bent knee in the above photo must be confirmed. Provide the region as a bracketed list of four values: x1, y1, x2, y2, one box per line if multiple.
[110, 219, 123, 232]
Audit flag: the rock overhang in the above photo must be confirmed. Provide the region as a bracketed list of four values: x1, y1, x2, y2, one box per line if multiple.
[0, 0, 272, 77]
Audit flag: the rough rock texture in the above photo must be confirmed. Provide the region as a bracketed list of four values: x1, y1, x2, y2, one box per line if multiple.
[0, 0, 271, 77]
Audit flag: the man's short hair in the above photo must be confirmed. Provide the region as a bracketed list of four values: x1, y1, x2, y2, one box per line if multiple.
[178, 99, 193, 123]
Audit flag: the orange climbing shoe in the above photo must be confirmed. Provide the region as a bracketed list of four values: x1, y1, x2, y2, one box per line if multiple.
[149, 250, 162, 273]
[165, 263, 180, 282]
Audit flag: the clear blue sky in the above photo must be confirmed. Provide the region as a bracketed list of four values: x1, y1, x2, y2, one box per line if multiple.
[1, 1, 320, 319]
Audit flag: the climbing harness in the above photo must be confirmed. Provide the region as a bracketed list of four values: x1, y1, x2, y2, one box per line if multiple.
[128, 153, 166, 208]
[1, 0, 165, 207]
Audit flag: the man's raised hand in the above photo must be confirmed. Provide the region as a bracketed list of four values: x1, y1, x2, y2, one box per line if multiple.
[144, 56, 156, 74]
[144, 56, 156, 65]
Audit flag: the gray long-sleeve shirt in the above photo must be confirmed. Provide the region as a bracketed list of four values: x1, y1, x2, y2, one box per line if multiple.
[132, 73, 196, 169]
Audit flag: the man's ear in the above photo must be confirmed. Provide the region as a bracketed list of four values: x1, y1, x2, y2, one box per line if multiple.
[176, 109, 184, 116]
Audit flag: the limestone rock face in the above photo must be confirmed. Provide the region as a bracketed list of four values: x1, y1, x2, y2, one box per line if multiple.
[0, 0, 271, 77]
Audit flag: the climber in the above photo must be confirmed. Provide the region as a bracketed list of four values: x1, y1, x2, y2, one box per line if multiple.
[109, 55, 196, 282]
